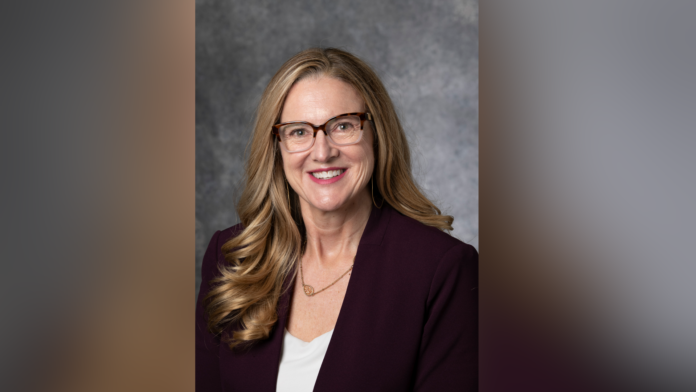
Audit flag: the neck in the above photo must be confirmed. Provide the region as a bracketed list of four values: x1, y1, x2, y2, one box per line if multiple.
[299, 189, 372, 268]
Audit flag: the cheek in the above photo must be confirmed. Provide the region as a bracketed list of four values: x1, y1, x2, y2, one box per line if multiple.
[354, 143, 375, 180]
[280, 151, 308, 185]
[280, 152, 296, 182]
[362, 126, 376, 168]
[280, 149, 297, 170]
[363, 137, 375, 168]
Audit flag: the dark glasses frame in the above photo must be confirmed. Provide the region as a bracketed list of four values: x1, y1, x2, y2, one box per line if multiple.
[272, 112, 373, 153]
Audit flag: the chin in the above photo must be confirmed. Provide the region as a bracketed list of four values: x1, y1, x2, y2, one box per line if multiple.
[310, 201, 344, 213]
[308, 196, 349, 212]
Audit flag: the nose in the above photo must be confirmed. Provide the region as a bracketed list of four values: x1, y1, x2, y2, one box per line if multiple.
[311, 131, 338, 162]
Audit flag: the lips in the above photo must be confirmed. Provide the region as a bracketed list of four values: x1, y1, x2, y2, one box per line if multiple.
[310, 169, 345, 179]
[307, 168, 348, 184]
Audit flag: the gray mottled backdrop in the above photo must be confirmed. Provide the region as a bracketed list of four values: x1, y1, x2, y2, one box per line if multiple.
[196, 0, 478, 296]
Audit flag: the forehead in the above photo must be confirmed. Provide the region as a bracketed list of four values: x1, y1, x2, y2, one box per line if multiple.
[280, 76, 365, 124]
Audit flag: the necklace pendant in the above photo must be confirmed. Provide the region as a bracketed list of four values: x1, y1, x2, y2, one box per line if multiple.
[303, 285, 314, 296]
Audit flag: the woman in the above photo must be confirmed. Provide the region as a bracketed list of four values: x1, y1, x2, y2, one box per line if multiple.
[196, 48, 478, 391]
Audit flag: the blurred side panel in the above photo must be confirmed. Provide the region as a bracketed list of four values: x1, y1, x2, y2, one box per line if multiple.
[0, 1, 194, 391]
[481, 1, 696, 391]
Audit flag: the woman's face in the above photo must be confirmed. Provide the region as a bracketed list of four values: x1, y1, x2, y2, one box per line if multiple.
[279, 76, 374, 215]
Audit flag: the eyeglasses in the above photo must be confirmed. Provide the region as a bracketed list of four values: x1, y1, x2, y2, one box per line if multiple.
[272, 112, 373, 153]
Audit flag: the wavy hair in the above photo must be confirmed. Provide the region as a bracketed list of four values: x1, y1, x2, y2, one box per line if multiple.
[205, 48, 454, 349]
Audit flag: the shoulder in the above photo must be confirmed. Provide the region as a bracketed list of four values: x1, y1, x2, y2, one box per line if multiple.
[360, 206, 477, 323]
[370, 206, 477, 292]
[383, 206, 476, 262]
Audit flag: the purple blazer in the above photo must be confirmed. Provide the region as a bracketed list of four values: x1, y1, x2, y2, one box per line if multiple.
[196, 204, 478, 391]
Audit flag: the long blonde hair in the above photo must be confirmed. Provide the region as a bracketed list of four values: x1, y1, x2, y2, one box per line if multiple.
[206, 48, 454, 349]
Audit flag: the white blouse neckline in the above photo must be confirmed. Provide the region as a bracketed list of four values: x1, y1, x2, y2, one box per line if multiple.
[285, 328, 335, 344]
[276, 328, 335, 391]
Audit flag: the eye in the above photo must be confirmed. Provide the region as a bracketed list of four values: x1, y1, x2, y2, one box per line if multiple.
[334, 122, 353, 132]
[283, 125, 309, 138]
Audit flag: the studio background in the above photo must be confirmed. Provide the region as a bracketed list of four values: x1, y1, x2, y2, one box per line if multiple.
[196, 0, 478, 296]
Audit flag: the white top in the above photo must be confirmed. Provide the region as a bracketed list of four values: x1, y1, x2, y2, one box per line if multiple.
[276, 328, 334, 392]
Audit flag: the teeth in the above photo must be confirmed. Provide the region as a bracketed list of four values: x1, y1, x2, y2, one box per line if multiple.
[311, 169, 344, 179]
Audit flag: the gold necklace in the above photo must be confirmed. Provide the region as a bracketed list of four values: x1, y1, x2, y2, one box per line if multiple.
[300, 256, 354, 297]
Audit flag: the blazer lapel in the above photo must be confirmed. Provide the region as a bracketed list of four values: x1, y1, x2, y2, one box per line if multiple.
[312, 204, 391, 389]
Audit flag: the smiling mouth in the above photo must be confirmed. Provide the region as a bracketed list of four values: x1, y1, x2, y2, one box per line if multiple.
[310, 169, 345, 179]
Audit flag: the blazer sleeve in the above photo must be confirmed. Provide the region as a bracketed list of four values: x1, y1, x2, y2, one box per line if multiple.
[414, 243, 479, 391]
[196, 230, 223, 392]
